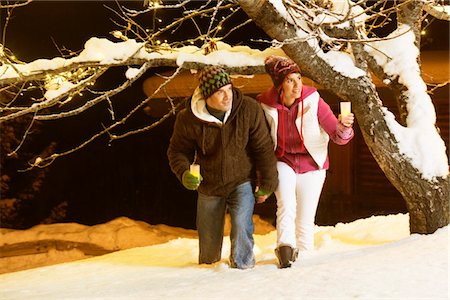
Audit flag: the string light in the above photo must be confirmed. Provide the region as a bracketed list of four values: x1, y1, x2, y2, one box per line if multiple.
[43, 67, 97, 95]
[112, 31, 128, 41]
[145, 0, 162, 8]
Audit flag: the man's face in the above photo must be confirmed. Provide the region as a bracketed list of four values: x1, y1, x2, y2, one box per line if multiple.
[205, 84, 233, 112]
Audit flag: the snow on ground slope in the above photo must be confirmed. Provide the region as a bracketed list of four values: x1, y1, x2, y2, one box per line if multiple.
[0, 215, 274, 274]
[0, 214, 448, 299]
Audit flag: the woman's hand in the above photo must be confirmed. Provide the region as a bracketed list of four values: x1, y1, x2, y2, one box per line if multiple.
[339, 113, 354, 127]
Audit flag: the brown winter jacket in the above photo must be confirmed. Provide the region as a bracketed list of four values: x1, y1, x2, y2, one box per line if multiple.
[167, 86, 278, 197]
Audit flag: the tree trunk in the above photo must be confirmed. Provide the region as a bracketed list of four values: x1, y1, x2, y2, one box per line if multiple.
[239, 0, 449, 233]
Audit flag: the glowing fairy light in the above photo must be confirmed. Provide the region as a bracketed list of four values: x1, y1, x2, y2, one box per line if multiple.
[34, 157, 42, 165]
[144, 0, 162, 7]
[112, 31, 122, 39]
[112, 31, 128, 41]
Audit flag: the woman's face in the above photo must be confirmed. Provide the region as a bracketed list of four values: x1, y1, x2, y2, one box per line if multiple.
[281, 72, 303, 101]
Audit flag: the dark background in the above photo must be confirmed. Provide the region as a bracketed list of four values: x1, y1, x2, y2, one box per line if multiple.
[1, 1, 448, 229]
[1, 0, 270, 229]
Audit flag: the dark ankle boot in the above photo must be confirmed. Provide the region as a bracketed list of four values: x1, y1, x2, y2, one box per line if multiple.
[275, 245, 298, 268]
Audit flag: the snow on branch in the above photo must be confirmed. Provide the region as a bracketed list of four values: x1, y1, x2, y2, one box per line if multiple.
[0, 39, 284, 123]
[264, 0, 429, 80]
[424, 2, 450, 21]
[0, 38, 279, 84]
[364, 24, 448, 179]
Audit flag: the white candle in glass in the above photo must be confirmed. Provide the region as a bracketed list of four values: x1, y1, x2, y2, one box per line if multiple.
[340, 102, 351, 117]
[190, 164, 200, 178]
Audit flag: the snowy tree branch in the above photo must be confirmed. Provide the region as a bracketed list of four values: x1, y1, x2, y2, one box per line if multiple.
[423, 2, 450, 21]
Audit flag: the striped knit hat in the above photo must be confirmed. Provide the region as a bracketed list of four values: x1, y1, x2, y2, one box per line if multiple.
[199, 66, 231, 99]
[264, 55, 300, 88]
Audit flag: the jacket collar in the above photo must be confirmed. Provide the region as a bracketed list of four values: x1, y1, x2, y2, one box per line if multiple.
[189, 86, 242, 125]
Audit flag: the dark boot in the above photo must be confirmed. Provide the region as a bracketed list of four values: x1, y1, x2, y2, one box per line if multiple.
[275, 245, 299, 268]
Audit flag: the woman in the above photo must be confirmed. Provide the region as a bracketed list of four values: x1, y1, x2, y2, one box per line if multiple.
[257, 55, 354, 268]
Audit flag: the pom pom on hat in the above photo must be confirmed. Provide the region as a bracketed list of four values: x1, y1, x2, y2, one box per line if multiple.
[199, 66, 232, 99]
[264, 55, 300, 88]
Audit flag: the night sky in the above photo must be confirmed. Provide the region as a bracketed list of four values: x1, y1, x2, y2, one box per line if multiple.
[1, 1, 448, 229]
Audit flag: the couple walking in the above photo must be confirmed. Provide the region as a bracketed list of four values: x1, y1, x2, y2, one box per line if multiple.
[167, 55, 354, 269]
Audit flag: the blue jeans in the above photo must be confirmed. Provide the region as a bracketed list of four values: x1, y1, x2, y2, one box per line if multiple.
[197, 181, 255, 269]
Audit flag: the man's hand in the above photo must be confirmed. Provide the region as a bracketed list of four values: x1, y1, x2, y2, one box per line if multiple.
[182, 170, 202, 190]
[254, 187, 272, 203]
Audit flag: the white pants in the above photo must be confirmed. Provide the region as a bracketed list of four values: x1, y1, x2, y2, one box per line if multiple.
[275, 161, 326, 251]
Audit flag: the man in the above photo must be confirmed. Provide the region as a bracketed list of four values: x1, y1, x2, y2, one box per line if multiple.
[167, 66, 278, 269]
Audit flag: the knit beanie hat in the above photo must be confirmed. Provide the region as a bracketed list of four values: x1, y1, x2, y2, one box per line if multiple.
[264, 55, 301, 88]
[199, 66, 232, 99]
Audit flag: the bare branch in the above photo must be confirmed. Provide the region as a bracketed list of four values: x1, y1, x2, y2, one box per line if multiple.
[0, 0, 32, 9]
[28, 65, 186, 168]
[34, 64, 151, 121]
[6, 110, 37, 157]
[0, 68, 109, 122]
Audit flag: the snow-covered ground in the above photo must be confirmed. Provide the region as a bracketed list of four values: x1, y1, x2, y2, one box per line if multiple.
[0, 213, 448, 299]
